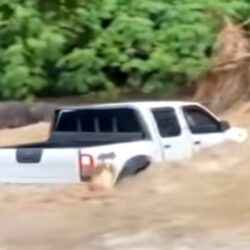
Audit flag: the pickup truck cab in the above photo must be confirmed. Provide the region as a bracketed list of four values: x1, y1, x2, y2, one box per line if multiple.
[0, 101, 246, 184]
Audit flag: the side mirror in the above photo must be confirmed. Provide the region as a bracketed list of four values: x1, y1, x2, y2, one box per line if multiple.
[219, 120, 230, 132]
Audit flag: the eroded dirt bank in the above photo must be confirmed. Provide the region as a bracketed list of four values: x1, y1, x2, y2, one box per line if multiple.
[0, 103, 250, 249]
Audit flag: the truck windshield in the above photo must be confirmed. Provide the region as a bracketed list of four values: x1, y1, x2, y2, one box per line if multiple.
[54, 108, 143, 133]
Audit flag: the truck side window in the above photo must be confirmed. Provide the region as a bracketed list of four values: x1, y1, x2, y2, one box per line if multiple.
[152, 108, 181, 137]
[182, 106, 220, 134]
[98, 111, 113, 132]
[79, 110, 96, 132]
[79, 108, 142, 133]
[56, 111, 78, 132]
[116, 109, 141, 132]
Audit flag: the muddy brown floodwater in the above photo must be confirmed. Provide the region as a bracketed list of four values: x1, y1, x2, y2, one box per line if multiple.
[0, 103, 250, 249]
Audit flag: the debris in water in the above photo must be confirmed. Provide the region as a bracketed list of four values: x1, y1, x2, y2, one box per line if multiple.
[88, 163, 115, 191]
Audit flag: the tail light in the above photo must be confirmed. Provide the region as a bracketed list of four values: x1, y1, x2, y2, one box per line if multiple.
[78, 152, 94, 181]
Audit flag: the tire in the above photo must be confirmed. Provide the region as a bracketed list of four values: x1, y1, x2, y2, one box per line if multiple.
[117, 155, 151, 182]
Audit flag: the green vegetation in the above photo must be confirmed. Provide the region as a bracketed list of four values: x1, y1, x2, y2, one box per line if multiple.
[0, 0, 248, 99]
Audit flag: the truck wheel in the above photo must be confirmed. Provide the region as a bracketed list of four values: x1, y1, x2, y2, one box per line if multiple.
[117, 155, 151, 183]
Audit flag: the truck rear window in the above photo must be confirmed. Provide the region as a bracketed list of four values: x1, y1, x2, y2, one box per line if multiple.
[55, 108, 143, 133]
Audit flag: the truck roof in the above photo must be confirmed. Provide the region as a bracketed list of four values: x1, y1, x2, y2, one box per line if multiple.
[59, 100, 199, 111]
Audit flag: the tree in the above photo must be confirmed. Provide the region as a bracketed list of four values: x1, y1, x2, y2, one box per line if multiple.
[0, 0, 248, 99]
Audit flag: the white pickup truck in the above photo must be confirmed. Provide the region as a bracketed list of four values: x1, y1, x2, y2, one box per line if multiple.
[0, 101, 247, 184]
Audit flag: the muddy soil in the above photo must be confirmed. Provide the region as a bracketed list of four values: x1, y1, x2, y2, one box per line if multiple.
[0, 103, 250, 249]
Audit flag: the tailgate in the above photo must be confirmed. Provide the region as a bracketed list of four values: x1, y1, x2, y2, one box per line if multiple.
[0, 148, 80, 184]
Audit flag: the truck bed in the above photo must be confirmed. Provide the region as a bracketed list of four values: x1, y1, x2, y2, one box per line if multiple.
[0, 148, 81, 184]
[0, 131, 147, 184]
[3, 132, 146, 149]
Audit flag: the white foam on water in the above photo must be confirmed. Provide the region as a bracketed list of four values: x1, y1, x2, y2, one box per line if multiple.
[86, 233, 250, 250]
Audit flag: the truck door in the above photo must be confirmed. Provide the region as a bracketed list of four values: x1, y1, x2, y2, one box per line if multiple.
[151, 107, 193, 161]
[181, 105, 225, 151]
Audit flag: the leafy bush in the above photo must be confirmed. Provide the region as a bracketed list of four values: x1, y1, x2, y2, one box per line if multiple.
[0, 0, 248, 99]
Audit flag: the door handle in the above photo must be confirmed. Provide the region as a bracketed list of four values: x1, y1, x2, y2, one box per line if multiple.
[194, 141, 201, 145]
[164, 145, 171, 148]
